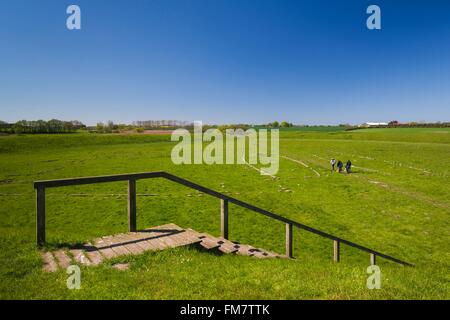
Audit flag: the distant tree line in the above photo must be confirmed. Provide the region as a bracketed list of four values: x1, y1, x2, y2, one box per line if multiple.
[92, 121, 137, 134]
[0, 119, 85, 134]
[87, 120, 195, 134]
[132, 120, 194, 129]
[212, 124, 250, 131]
[263, 121, 294, 128]
[346, 121, 450, 131]
[387, 121, 450, 128]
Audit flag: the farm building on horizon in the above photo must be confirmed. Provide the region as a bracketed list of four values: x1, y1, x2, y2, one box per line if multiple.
[359, 122, 389, 127]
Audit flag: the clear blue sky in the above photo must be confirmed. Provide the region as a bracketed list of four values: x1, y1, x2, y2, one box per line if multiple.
[1, 0, 449, 125]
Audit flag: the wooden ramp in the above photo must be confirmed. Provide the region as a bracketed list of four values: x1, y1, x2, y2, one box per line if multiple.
[41, 224, 284, 272]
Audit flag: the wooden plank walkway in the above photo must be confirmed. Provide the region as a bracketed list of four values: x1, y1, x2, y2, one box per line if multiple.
[41, 223, 284, 272]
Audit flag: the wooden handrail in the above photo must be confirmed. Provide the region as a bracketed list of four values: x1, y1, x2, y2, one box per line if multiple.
[34, 171, 413, 266]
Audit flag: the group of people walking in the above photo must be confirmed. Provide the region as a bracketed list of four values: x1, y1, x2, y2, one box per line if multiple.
[330, 158, 352, 173]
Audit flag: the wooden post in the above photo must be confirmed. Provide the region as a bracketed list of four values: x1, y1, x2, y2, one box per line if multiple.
[36, 186, 45, 247]
[285, 223, 293, 258]
[128, 179, 136, 232]
[370, 253, 376, 265]
[333, 240, 340, 262]
[221, 199, 229, 239]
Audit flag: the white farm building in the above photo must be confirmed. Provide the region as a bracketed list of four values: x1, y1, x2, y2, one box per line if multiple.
[359, 122, 388, 127]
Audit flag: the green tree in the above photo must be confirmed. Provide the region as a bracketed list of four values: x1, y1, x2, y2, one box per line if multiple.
[280, 121, 293, 128]
[13, 120, 27, 134]
[96, 122, 105, 133]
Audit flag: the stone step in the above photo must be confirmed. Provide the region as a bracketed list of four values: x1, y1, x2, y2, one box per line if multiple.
[198, 236, 221, 250]
[69, 249, 91, 266]
[41, 251, 58, 272]
[53, 249, 72, 269]
[198, 233, 238, 254]
[84, 244, 104, 266]
[41, 223, 282, 272]
[93, 238, 118, 259]
[235, 244, 257, 257]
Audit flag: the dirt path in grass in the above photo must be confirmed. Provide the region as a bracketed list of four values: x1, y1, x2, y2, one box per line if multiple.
[330, 151, 431, 175]
[305, 155, 450, 211]
[359, 176, 449, 211]
[242, 156, 278, 179]
[281, 155, 320, 177]
[311, 154, 381, 174]
[352, 153, 431, 175]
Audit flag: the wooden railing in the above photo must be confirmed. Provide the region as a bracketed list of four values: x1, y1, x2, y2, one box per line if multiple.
[34, 171, 413, 266]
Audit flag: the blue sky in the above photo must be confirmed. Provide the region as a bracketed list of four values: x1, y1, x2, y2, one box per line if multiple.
[1, 0, 449, 125]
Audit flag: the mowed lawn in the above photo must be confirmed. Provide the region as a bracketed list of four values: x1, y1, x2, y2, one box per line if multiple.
[0, 128, 449, 299]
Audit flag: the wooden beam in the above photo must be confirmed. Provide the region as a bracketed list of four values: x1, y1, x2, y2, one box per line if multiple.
[285, 223, 293, 258]
[221, 199, 229, 239]
[34, 171, 164, 189]
[36, 186, 45, 246]
[333, 240, 340, 262]
[33, 171, 413, 266]
[128, 179, 136, 232]
[370, 253, 377, 265]
[162, 173, 412, 266]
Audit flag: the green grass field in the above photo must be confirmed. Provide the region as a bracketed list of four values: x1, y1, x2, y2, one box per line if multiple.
[0, 128, 449, 299]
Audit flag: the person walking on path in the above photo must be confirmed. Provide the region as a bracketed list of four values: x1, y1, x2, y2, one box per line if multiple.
[345, 160, 352, 173]
[330, 158, 336, 172]
[337, 160, 343, 173]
